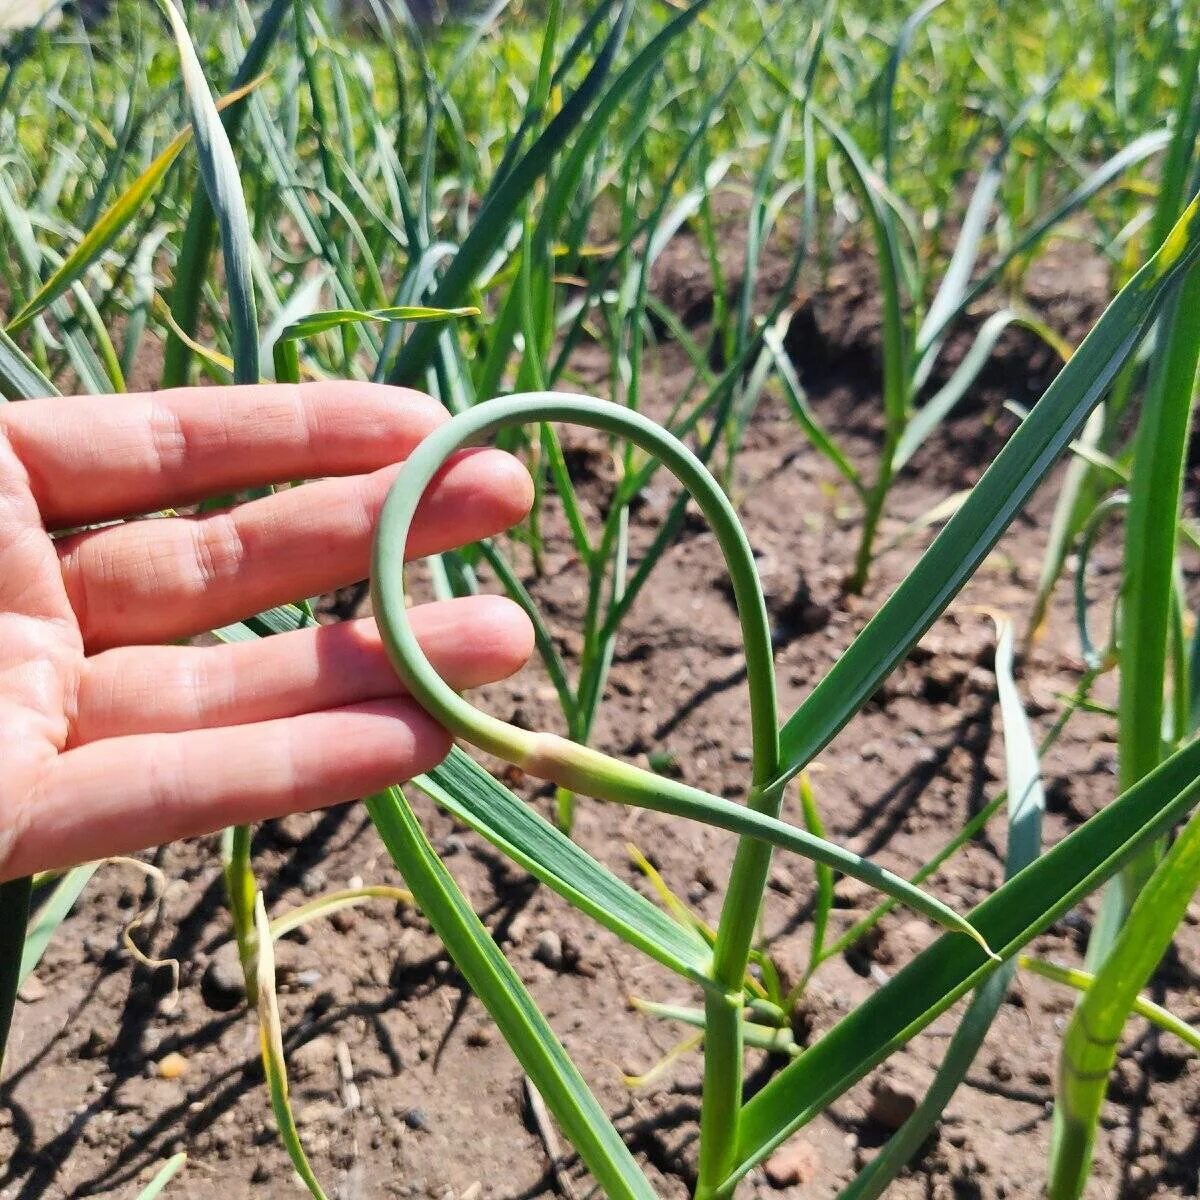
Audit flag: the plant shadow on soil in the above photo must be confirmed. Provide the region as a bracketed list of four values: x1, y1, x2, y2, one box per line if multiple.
[3, 221, 1200, 1200]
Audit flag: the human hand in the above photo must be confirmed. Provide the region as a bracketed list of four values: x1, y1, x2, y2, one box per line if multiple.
[0, 382, 534, 881]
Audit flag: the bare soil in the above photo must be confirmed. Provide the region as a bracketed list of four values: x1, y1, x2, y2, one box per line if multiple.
[2, 223, 1198, 1200]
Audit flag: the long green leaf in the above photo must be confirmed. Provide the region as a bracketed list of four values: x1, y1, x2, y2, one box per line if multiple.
[895, 309, 1068, 471]
[730, 727, 1200, 1186]
[1049, 807, 1200, 1199]
[18, 863, 99, 985]
[1093, 101, 1200, 953]
[416, 747, 712, 987]
[811, 104, 908, 591]
[878, 0, 947, 183]
[0, 327, 58, 399]
[161, 0, 290, 387]
[776, 191, 1200, 786]
[385, 0, 635, 384]
[366, 785, 658, 1200]
[918, 128, 1172, 356]
[912, 84, 1054, 375]
[271, 304, 477, 382]
[155, 0, 260, 384]
[5, 79, 260, 335]
[839, 615, 1044, 1199]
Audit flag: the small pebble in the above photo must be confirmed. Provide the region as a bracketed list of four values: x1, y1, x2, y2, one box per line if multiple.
[301, 868, 327, 897]
[763, 1137, 821, 1188]
[200, 945, 245, 1012]
[157, 1052, 189, 1080]
[404, 1108, 430, 1132]
[291, 1035, 337, 1079]
[17, 976, 46, 1003]
[534, 930, 563, 970]
[868, 1061, 933, 1130]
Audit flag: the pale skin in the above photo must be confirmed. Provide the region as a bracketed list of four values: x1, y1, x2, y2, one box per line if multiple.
[0, 381, 535, 882]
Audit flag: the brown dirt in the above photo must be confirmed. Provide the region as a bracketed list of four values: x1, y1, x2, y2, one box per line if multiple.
[3, 226, 1199, 1200]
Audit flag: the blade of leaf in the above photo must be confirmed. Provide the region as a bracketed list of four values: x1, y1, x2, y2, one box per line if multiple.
[161, 0, 290, 387]
[253, 896, 331, 1200]
[413, 747, 712, 987]
[776, 191, 1200, 786]
[268, 886, 412, 941]
[385, 0, 635, 384]
[895, 309, 1070, 471]
[154, 0, 259, 383]
[1020, 957, 1200, 1053]
[365, 784, 658, 1200]
[731, 726, 1200, 1186]
[5, 78, 261, 334]
[839, 614, 1044, 1199]
[134, 1152, 188, 1200]
[918, 128, 1173, 356]
[18, 863, 100, 986]
[0, 327, 58, 399]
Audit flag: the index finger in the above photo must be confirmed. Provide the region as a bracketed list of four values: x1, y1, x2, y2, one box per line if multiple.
[0, 380, 447, 529]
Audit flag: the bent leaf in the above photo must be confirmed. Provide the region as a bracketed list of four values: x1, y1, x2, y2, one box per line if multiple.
[254, 896, 331, 1200]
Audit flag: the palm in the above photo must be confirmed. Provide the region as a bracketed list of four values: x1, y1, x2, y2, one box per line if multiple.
[0, 382, 532, 881]
[0, 437, 78, 872]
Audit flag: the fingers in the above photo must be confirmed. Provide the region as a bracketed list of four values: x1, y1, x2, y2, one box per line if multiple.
[58, 450, 533, 651]
[1, 381, 447, 528]
[6, 699, 449, 880]
[71, 596, 533, 744]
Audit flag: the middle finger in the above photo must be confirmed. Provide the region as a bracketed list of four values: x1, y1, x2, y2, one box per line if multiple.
[58, 449, 532, 651]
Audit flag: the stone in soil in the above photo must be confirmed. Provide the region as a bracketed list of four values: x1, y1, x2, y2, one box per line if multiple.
[290, 1034, 337, 1080]
[533, 929, 563, 970]
[868, 1059, 935, 1130]
[763, 1136, 822, 1188]
[200, 943, 246, 1011]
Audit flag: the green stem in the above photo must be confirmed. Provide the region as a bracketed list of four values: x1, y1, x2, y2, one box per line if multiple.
[1090, 261, 1200, 963]
[851, 466, 892, 595]
[850, 359, 906, 595]
[371, 394, 780, 792]
[697, 988, 745, 1197]
[1048, 807, 1200, 1199]
[222, 825, 259, 1006]
[697, 773, 789, 1198]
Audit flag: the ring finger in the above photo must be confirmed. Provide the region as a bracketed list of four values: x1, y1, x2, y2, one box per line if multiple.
[69, 594, 533, 745]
